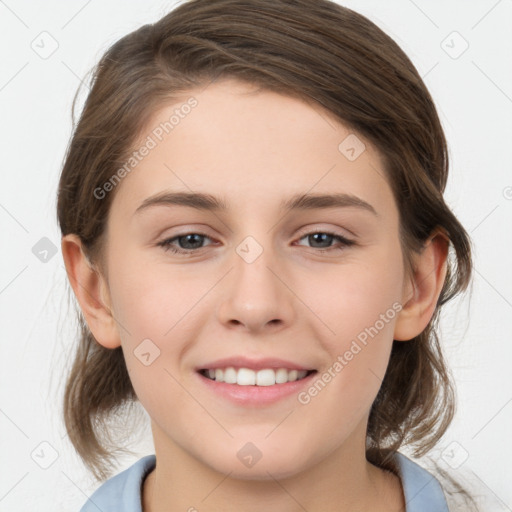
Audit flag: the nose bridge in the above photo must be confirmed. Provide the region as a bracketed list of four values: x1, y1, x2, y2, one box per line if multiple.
[216, 232, 295, 331]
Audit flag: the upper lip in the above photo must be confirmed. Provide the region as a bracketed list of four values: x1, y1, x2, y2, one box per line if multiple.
[196, 356, 315, 372]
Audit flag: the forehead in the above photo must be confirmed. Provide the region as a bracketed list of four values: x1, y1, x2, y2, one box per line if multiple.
[110, 78, 395, 221]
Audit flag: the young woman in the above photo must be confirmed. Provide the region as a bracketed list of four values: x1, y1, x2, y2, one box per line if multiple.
[57, 1, 475, 510]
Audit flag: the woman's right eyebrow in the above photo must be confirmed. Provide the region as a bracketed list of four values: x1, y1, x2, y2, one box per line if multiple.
[134, 191, 227, 215]
[133, 191, 379, 218]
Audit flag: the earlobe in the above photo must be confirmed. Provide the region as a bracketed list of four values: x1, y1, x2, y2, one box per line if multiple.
[393, 230, 449, 342]
[61, 234, 121, 349]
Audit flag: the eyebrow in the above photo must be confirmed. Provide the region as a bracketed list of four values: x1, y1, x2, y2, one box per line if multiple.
[134, 191, 379, 217]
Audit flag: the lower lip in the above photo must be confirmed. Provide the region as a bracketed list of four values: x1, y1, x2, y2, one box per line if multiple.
[196, 371, 317, 406]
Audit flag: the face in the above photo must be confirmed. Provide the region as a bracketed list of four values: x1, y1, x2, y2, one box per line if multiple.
[101, 78, 406, 479]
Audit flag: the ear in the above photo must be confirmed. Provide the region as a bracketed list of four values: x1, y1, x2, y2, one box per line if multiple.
[393, 229, 449, 341]
[61, 234, 121, 349]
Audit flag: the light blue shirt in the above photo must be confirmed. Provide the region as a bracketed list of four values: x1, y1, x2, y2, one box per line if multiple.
[80, 453, 449, 511]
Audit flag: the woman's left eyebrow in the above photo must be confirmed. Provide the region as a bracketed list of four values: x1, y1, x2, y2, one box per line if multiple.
[133, 191, 379, 217]
[282, 192, 379, 217]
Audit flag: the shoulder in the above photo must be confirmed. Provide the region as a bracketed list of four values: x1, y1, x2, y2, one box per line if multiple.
[80, 455, 156, 512]
[393, 452, 450, 512]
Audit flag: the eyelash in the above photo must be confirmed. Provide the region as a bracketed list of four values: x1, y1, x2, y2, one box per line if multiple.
[156, 230, 355, 255]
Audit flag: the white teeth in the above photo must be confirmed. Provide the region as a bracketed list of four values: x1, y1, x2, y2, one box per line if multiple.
[256, 369, 275, 386]
[203, 367, 309, 385]
[223, 367, 237, 384]
[237, 368, 256, 385]
[275, 368, 289, 384]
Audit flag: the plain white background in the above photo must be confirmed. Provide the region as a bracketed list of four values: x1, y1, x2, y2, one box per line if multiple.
[0, 1, 511, 510]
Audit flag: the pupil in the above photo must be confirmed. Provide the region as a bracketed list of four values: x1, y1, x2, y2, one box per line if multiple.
[310, 233, 331, 248]
[181, 234, 203, 249]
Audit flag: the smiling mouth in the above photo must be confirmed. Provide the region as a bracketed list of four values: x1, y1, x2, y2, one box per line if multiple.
[199, 367, 317, 386]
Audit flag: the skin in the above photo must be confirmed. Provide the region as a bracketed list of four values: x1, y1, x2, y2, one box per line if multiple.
[62, 78, 448, 512]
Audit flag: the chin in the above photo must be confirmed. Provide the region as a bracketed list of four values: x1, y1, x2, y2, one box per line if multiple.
[202, 447, 312, 481]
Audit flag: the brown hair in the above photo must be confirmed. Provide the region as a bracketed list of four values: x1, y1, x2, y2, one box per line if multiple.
[57, 0, 473, 495]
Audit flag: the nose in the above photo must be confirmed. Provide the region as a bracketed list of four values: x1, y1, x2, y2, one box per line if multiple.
[216, 239, 296, 334]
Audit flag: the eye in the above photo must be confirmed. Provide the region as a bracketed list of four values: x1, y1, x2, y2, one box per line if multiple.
[294, 230, 355, 253]
[157, 232, 214, 255]
[157, 230, 355, 256]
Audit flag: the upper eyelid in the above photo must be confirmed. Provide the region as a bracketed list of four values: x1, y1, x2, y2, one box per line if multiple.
[160, 223, 356, 240]
[160, 229, 354, 247]
[295, 225, 354, 239]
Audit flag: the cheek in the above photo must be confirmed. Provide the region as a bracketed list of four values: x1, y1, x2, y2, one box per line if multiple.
[108, 256, 202, 342]
[296, 296, 399, 443]
[315, 256, 402, 352]
[106, 255, 208, 410]
[301, 249, 403, 412]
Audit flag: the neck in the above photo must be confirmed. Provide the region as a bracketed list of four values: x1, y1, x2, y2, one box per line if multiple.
[142, 421, 405, 512]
